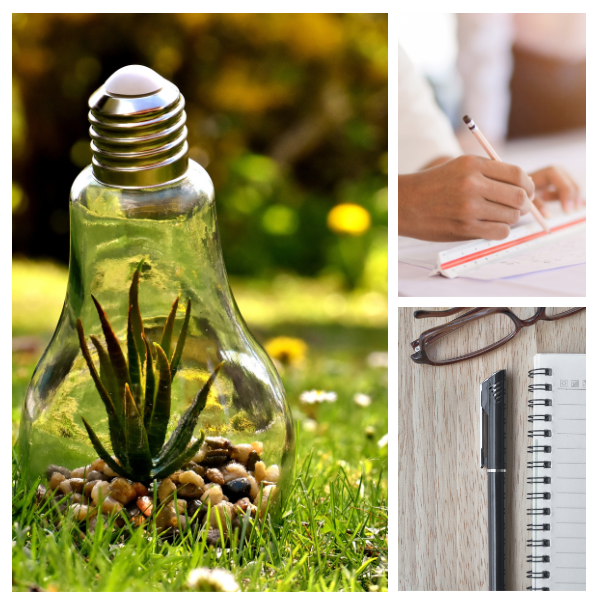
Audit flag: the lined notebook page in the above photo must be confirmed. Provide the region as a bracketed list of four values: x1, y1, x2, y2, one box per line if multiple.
[531, 354, 586, 591]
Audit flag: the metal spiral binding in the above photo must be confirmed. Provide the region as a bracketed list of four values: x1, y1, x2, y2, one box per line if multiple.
[527, 367, 553, 590]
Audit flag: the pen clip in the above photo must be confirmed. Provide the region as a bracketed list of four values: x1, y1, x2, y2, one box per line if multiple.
[480, 381, 488, 469]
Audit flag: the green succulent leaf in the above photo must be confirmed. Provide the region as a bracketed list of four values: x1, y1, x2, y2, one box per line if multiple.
[147, 344, 172, 456]
[123, 384, 153, 476]
[151, 432, 205, 480]
[142, 335, 155, 431]
[169, 299, 191, 382]
[89, 334, 122, 417]
[160, 296, 179, 359]
[81, 417, 129, 479]
[129, 258, 146, 363]
[127, 307, 142, 406]
[155, 362, 223, 468]
[77, 319, 126, 463]
[92, 295, 130, 397]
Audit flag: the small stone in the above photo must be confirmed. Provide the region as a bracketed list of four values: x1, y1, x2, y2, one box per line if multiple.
[253, 461, 267, 483]
[177, 483, 204, 499]
[250, 441, 264, 455]
[155, 502, 177, 531]
[223, 478, 251, 504]
[48, 472, 66, 490]
[68, 478, 85, 492]
[190, 464, 206, 477]
[222, 462, 248, 483]
[202, 449, 230, 466]
[205, 437, 233, 451]
[200, 483, 223, 506]
[206, 528, 222, 546]
[91, 480, 110, 506]
[85, 470, 104, 482]
[70, 493, 83, 505]
[132, 482, 148, 497]
[206, 501, 233, 529]
[109, 478, 137, 505]
[90, 458, 106, 472]
[137, 495, 153, 517]
[192, 442, 208, 464]
[187, 499, 207, 521]
[231, 444, 253, 465]
[264, 465, 280, 484]
[58, 480, 73, 495]
[71, 466, 90, 479]
[259, 485, 277, 517]
[158, 478, 177, 503]
[100, 496, 123, 515]
[205, 468, 225, 486]
[169, 471, 182, 484]
[247, 475, 259, 501]
[83, 480, 97, 497]
[103, 463, 118, 477]
[179, 471, 204, 487]
[126, 503, 141, 519]
[71, 503, 95, 521]
[174, 498, 187, 517]
[46, 464, 71, 480]
[234, 497, 256, 517]
[246, 451, 260, 471]
[35, 484, 47, 504]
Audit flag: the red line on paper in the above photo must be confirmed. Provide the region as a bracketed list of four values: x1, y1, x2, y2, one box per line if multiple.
[440, 217, 586, 271]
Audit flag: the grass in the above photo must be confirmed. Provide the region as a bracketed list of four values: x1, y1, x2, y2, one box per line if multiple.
[12, 259, 388, 592]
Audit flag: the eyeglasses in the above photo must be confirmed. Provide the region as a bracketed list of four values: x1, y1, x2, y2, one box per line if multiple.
[410, 307, 585, 366]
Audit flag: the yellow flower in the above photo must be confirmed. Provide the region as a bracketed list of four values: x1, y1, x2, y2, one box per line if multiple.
[327, 203, 371, 236]
[264, 336, 308, 367]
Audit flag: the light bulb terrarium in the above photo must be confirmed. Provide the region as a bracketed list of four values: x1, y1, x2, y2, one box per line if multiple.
[19, 65, 295, 538]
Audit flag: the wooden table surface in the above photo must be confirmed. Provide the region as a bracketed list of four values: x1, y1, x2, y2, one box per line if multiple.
[398, 307, 586, 591]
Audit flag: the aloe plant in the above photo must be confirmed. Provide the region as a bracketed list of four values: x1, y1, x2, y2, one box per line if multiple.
[76, 259, 223, 482]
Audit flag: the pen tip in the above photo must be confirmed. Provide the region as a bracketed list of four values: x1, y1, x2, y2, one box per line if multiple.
[463, 115, 471, 124]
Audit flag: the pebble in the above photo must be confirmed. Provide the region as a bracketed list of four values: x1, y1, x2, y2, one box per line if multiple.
[179, 471, 204, 488]
[251, 441, 264, 455]
[70, 493, 84, 505]
[91, 480, 110, 506]
[222, 478, 251, 504]
[187, 499, 207, 521]
[221, 462, 248, 483]
[155, 502, 177, 531]
[168, 471, 182, 484]
[100, 496, 123, 515]
[132, 482, 148, 497]
[158, 478, 176, 503]
[109, 478, 137, 505]
[253, 461, 267, 483]
[177, 483, 204, 499]
[103, 463, 118, 477]
[231, 444, 253, 465]
[35, 484, 47, 504]
[246, 475, 259, 501]
[201, 483, 223, 505]
[48, 472, 66, 490]
[83, 480, 97, 497]
[205, 437, 233, 451]
[264, 465, 280, 484]
[201, 449, 230, 466]
[234, 497, 256, 517]
[206, 528, 221, 546]
[68, 478, 85, 492]
[71, 503, 95, 521]
[206, 501, 233, 528]
[246, 451, 260, 471]
[205, 468, 225, 486]
[137, 496, 153, 517]
[85, 470, 105, 482]
[58, 480, 73, 495]
[90, 458, 106, 472]
[46, 464, 71, 480]
[189, 464, 206, 477]
[259, 485, 277, 518]
[192, 442, 208, 464]
[71, 466, 90, 479]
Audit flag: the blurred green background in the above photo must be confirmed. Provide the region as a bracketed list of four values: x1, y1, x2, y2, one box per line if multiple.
[13, 13, 388, 290]
[13, 13, 388, 442]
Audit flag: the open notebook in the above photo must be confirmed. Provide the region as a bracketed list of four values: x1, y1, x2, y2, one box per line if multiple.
[527, 354, 586, 591]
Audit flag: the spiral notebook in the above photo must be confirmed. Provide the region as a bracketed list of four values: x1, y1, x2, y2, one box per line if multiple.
[527, 354, 586, 591]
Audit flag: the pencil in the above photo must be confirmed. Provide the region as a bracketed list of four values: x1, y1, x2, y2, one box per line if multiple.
[462, 115, 551, 233]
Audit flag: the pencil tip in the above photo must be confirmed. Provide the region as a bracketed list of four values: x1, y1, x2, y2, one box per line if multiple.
[463, 115, 471, 124]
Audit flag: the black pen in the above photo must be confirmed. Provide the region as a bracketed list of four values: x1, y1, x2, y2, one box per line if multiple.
[480, 370, 507, 591]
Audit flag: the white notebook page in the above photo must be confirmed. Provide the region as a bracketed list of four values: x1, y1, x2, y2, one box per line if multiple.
[530, 354, 586, 591]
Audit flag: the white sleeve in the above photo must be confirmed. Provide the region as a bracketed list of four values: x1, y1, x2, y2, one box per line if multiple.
[398, 44, 462, 174]
[456, 14, 514, 142]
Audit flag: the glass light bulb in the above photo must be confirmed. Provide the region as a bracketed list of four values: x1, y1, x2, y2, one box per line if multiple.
[19, 66, 295, 523]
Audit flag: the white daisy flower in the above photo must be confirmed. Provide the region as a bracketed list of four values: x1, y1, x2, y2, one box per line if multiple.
[303, 419, 318, 432]
[353, 393, 372, 407]
[186, 567, 240, 592]
[299, 390, 338, 404]
[367, 351, 388, 368]
[377, 433, 389, 449]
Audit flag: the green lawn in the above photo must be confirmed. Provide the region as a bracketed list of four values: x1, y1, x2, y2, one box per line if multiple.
[12, 260, 388, 592]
